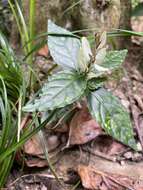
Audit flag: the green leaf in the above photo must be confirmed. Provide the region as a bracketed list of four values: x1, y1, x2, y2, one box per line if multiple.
[87, 49, 127, 81]
[111, 29, 143, 37]
[0, 32, 23, 103]
[48, 20, 81, 70]
[101, 49, 127, 69]
[87, 77, 106, 90]
[23, 71, 87, 112]
[87, 88, 137, 149]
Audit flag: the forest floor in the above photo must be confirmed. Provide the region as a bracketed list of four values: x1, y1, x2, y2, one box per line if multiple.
[3, 41, 143, 190]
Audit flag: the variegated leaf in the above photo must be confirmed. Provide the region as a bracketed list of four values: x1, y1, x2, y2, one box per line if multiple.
[48, 20, 80, 70]
[23, 71, 87, 112]
[87, 88, 137, 149]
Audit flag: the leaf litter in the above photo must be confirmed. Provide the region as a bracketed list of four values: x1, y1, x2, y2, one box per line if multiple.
[7, 45, 143, 190]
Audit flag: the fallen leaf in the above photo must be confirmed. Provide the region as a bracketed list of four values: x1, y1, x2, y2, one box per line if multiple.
[78, 165, 102, 189]
[67, 106, 102, 145]
[23, 134, 60, 156]
[77, 165, 143, 190]
[24, 134, 44, 156]
[93, 136, 126, 156]
[37, 45, 49, 57]
[23, 133, 61, 167]
[8, 173, 61, 190]
[25, 157, 48, 167]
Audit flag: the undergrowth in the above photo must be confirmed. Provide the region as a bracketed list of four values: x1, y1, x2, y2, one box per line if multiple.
[0, 0, 143, 188]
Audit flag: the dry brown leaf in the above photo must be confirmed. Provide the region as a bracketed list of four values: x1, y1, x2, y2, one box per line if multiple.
[8, 174, 61, 190]
[78, 165, 102, 189]
[37, 45, 49, 57]
[25, 157, 48, 167]
[77, 165, 143, 190]
[23, 133, 61, 167]
[24, 134, 44, 156]
[92, 136, 126, 156]
[23, 134, 60, 156]
[67, 106, 102, 145]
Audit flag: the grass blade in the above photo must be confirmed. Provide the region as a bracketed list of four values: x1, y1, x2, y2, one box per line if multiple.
[0, 109, 57, 163]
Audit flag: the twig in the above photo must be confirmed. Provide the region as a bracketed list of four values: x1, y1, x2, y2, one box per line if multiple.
[8, 173, 63, 187]
[82, 146, 116, 162]
[52, 106, 77, 129]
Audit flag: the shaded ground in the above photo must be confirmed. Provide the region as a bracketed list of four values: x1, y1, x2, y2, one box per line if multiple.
[1, 2, 143, 189]
[4, 42, 143, 190]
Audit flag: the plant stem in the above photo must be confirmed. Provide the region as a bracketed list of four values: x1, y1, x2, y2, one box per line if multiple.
[29, 0, 36, 41]
[28, 0, 36, 92]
